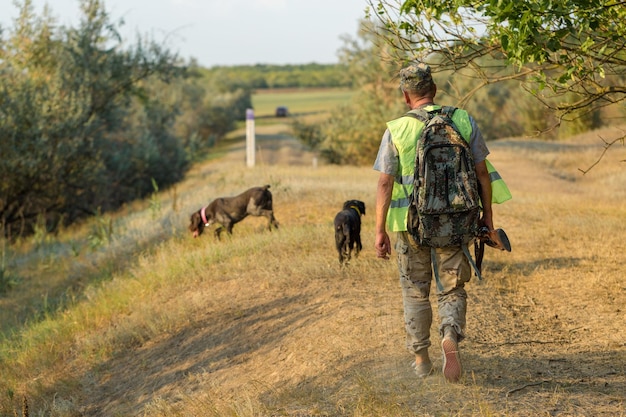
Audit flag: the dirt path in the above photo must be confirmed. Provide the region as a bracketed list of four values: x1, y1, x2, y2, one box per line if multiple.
[79, 129, 625, 416]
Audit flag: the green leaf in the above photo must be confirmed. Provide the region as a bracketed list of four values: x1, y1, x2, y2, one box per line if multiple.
[501, 34, 509, 50]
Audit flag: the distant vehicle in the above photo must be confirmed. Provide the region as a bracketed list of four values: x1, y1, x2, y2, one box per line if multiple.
[275, 106, 288, 117]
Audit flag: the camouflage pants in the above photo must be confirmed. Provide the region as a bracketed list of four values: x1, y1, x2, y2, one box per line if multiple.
[395, 231, 472, 354]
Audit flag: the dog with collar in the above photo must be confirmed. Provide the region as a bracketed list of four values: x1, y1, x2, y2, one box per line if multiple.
[334, 200, 366, 265]
[189, 185, 279, 239]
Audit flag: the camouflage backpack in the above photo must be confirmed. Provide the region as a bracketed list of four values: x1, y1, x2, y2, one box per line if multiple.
[405, 106, 481, 248]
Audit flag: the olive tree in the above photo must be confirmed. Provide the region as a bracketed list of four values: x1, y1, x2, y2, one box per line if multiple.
[0, 0, 183, 238]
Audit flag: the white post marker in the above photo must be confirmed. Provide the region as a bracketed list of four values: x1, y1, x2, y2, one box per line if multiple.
[246, 108, 255, 167]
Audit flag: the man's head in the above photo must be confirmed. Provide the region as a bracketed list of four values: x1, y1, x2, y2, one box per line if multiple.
[399, 62, 435, 98]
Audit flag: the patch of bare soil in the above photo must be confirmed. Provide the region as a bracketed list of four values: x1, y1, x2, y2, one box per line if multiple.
[79, 130, 625, 416]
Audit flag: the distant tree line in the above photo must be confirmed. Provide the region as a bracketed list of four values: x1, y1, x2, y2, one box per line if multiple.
[200, 63, 352, 91]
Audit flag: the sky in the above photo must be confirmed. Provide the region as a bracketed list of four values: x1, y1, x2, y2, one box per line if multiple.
[1, 0, 370, 67]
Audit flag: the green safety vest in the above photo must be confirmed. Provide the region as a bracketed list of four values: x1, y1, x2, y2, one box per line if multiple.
[385, 105, 512, 232]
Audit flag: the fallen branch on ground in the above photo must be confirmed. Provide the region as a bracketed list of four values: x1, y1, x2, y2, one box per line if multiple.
[506, 380, 552, 397]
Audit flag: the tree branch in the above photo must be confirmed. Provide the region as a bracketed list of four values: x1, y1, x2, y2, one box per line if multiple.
[578, 133, 626, 175]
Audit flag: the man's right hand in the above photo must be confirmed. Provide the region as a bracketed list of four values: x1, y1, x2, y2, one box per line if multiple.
[375, 231, 392, 260]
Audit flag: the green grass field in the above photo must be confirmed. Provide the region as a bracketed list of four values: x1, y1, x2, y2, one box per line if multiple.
[251, 88, 354, 118]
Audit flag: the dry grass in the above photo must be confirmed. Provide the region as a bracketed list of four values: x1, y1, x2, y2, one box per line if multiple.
[0, 123, 625, 416]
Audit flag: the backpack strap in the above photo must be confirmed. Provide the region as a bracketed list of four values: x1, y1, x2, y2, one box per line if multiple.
[398, 110, 432, 194]
[462, 244, 483, 281]
[403, 109, 431, 123]
[474, 239, 485, 276]
[404, 106, 458, 124]
[431, 248, 444, 291]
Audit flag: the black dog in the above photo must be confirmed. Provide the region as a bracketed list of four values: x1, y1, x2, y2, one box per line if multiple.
[189, 185, 279, 239]
[334, 200, 366, 265]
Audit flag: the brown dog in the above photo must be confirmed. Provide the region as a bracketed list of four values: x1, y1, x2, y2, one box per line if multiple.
[334, 200, 366, 264]
[189, 185, 279, 239]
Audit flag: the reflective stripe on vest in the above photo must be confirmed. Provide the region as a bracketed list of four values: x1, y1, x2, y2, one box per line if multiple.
[486, 159, 512, 204]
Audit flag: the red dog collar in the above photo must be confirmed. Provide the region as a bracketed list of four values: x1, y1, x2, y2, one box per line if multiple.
[201, 206, 209, 226]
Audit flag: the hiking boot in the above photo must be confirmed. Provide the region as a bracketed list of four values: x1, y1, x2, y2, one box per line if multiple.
[441, 327, 462, 383]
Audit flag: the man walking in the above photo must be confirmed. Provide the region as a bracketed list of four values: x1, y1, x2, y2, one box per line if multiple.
[373, 62, 495, 382]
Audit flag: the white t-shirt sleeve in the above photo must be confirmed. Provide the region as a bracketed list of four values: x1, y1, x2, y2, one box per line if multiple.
[373, 129, 399, 176]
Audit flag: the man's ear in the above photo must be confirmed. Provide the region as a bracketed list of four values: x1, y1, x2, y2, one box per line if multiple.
[403, 90, 411, 106]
